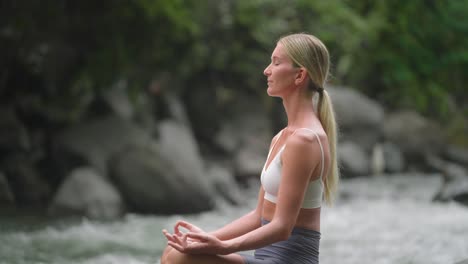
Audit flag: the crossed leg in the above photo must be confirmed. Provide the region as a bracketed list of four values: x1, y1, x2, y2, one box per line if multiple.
[160, 246, 245, 264]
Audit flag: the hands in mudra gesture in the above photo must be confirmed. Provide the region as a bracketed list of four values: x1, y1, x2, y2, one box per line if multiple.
[162, 220, 229, 255]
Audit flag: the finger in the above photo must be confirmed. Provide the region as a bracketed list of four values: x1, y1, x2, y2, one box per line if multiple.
[162, 230, 176, 243]
[168, 241, 185, 253]
[162, 229, 172, 236]
[184, 242, 208, 254]
[174, 232, 187, 247]
[163, 230, 177, 240]
[166, 234, 179, 244]
[179, 220, 203, 232]
[186, 232, 208, 241]
[174, 220, 189, 235]
[175, 220, 194, 234]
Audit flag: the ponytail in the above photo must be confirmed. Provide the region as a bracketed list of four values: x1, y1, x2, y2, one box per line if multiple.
[318, 90, 339, 206]
[279, 33, 340, 206]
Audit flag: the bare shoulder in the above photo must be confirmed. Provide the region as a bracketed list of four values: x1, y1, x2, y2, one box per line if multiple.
[268, 129, 284, 147]
[281, 129, 324, 177]
[290, 128, 326, 145]
[284, 129, 320, 154]
[272, 129, 284, 141]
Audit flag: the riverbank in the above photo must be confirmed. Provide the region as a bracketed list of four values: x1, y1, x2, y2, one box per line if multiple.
[1, 174, 467, 264]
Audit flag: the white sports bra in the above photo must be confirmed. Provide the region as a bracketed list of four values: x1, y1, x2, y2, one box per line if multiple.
[260, 128, 325, 209]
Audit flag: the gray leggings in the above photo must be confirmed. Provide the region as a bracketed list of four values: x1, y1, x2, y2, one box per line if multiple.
[240, 219, 320, 264]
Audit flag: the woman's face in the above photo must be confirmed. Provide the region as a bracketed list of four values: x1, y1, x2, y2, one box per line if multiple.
[263, 43, 299, 97]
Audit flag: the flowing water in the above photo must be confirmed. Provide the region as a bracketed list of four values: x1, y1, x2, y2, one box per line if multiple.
[1, 174, 468, 264]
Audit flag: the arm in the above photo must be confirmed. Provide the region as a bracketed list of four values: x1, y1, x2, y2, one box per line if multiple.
[164, 187, 266, 254]
[222, 131, 321, 253]
[165, 131, 321, 255]
[208, 131, 284, 240]
[209, 187, 264, 240]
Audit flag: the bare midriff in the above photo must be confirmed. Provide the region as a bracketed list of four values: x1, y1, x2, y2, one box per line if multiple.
[261, 199, 321, 232]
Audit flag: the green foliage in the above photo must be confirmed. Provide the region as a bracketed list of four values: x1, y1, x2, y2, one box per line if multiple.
[344, 0, 468, 118]
[1, 0, 467, 125]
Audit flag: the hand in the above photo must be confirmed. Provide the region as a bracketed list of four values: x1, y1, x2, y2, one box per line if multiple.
[173, 220, 204, 236]
[163, 230, 230, 255]
[164, 220, 204, 245]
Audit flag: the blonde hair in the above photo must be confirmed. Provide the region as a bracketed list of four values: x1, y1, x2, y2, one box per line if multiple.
[278, 33, 340, 206]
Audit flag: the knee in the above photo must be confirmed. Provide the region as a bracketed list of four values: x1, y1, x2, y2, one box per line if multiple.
[160, 245, 173, 264]
[160, 246, 186, 264]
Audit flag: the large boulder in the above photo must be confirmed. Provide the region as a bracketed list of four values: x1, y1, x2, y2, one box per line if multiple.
[1, 154, 50, 205]
[49, 167, 125, 220]
[53, 115, 153, 176]
[109, 120, 215, 214]
[383, 110, 446, 161]
[0, 107, 30, 155]
[327, 86, 385, 152]
[382, 142, 405, 173]
[183, 82, 221, 143]
[338, 141, 370, 177]
[101, 80, 135, 120]
[205, 162, 244, 206]
[444, 145, 468, 169]
[430, 155, 468, 207]
[214, 93, 272, 183]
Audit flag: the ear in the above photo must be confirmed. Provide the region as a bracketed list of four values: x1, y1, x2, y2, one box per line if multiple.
[294, 68, 308, 86]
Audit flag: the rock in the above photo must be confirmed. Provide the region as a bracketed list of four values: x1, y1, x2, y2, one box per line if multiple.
[215, 93, 272, 157]
[383, 110, 445, 160]
[338, 141, 370, 177]
[133, 90, 190, 135]
[0, 171, 15, 203]
[234, 145, 267, 182]
[184, 83, 221, 142]
[49, 167, 125, 220]
[109, 120, 215, 214]
[163, 93, 191, 126]
[382, 142, 405, 173]
[0, 106, 30, 155]
[217, 94, 271, 182]
[429, 155, 468, 206]
[454, 193, 468, 207]
[444, 145, 468, 169]
[53, 115, 153, 176]
[327, 86, 384, 127]
[214, 122, 241, 154]
[327, 86, 385, 151]
[370, 143, 385, 176]
[206, 163, 244, 206]
[102, 80, 135, 120]
[1, 154, 50, 205]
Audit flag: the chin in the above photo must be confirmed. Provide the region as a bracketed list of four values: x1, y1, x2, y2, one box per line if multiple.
[266, 87, 275, 96]
[266, 89, 281, 98]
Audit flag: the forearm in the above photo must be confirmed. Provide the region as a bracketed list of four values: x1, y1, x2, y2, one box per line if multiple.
[224, 219, 287, 254]
[209, 210, 261, 241]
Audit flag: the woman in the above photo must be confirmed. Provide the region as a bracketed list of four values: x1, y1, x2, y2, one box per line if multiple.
[161, 33, 339, 264]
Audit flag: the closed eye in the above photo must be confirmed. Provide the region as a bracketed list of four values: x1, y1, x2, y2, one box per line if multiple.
[271, 57, 280, 66]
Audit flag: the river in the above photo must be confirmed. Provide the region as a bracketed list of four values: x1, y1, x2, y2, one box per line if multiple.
[1, 174, 467, 264]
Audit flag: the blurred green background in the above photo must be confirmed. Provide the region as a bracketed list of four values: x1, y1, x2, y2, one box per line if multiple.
[1, 1, 468, 263]
[2, 0, 467, 140]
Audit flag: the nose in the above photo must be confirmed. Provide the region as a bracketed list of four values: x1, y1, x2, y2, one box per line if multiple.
[263, 64, 271, 76]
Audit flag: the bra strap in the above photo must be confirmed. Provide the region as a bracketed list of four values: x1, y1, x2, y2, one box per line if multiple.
[292, 128, 325, 180]
[263, 129, 284, 172]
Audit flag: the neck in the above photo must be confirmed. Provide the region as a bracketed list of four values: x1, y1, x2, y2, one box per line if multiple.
[282, 87, 318, 130]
